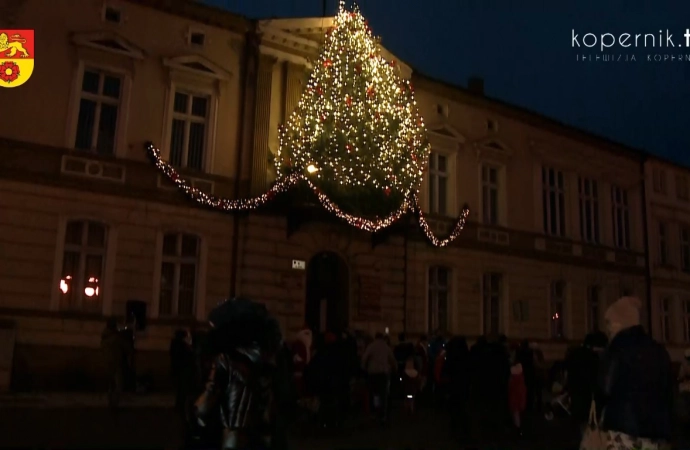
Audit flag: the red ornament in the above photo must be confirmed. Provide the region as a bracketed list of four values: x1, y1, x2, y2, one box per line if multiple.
[170, 172, 179, 181]
[355, 64, 362, 74]
[323, 59, 332, 68]
[321, 114, 327, 122]
[384, 187, 391, 197]
[412, 154, 418, 161]
[267, 191, 276, 200]
[0, 61, 19, 83]
[346, 144, 352, 153]
[346, 96, 352, 106]
[390, 60, 396, 67]
[367, 87, 375, 97]
[317, 86, 323, 95]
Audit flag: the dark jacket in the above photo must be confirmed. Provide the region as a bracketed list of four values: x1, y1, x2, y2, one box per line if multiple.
[565, 344, 601, 421]
[599, 325, 673, 441]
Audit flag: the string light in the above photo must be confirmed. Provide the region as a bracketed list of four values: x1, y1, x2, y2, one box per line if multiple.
[144, 3, 471, 247]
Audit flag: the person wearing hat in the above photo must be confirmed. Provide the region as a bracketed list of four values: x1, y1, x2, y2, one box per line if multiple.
[596, 297, 673, 449]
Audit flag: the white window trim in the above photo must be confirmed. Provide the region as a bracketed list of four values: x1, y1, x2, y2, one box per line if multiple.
[423, 149, 457, 217]
[65, 60, 133, 159]
[152, 230, 208, 322]
[161, 80, 219, 174]
[50, 216, 117, 315]
[479, 162, 506, 226]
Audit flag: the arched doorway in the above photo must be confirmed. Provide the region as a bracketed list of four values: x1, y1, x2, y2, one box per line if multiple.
[305, 251, 349, 334]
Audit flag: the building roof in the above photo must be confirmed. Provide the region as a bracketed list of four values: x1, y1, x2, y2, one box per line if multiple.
[130, 1, 676, 168]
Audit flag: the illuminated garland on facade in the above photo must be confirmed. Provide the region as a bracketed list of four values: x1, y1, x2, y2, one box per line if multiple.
[143, 3, 470, 248]
[146, 142, 469, 247]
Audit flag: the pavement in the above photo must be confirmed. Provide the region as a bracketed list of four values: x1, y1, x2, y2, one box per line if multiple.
[0, 396, 583, 450]
[0, 391, 174, 408]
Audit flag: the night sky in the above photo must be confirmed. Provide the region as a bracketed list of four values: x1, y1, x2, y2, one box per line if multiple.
[208, 0, 690, 165]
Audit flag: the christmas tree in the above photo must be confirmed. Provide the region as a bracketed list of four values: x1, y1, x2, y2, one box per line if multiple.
[276, 2, 430, 217]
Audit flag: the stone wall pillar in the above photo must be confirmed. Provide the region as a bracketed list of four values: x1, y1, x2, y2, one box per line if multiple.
[250, 54, 276, 196]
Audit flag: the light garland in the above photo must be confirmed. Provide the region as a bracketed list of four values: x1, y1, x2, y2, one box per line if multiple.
[147, 142, 469, 245]
[144, 3, 471, 247]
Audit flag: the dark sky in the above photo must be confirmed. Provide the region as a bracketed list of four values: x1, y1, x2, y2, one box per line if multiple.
[208, 0, 690, 165]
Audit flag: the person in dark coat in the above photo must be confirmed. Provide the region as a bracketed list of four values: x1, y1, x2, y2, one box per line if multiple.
[599, 297, 673, 449]
[170, 328, 195, 419]
[444, 336, 470, 435]
[565, 331, 607, 423]
[101, 318, 127, 409]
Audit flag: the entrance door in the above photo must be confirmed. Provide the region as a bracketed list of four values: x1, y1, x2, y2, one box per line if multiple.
[305, 251, 349, 334]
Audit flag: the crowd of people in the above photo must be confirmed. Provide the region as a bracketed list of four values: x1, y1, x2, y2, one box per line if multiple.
[98, 295, 690, 449]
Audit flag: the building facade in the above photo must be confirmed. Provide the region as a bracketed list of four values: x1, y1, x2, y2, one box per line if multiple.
[645, 158, 690, 360]
[0, 0, 659, 390]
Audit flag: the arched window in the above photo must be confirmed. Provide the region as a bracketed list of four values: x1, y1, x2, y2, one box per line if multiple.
[59, 220, 107, 312]
[160, 232, 199, 317]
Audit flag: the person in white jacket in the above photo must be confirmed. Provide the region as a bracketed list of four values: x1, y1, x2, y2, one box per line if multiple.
[362, 332, 398, 423]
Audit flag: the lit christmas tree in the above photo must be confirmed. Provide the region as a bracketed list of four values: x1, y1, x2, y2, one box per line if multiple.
[276, 2, 430, 217]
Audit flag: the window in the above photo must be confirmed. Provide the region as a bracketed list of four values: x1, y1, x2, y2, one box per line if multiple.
[428, 266, 450, 332]
[550, 281, 567, 339]
[59, 220, 107, 312]
[612, 186, 630, 249]
[487, 119, 497, 132]
[587, 286, 602, 333]
[681, 226, 690, 272]
[653, 168, 666, 194]
[481, 165, 499, 225]
[482, 273, 502, 335]
[169, 91, 209, 171]
[677, 175, 689, 201]
[660, 297, 672, 342]
[74, 69, 122, 155]
[683, 299, 690, 342]
[578, 177, 600, 244]
[658, 222, 669, 265]
[542, 167, 566, 237]
[436, 104, 448, 117]
[619, 286, 633, 297]
[189, 31, 206, 47]
[160, 233, 200, 317]
[428, 153, 448, 215]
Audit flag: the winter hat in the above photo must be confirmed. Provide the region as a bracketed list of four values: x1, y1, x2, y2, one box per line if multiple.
[605, 296, 641, 331]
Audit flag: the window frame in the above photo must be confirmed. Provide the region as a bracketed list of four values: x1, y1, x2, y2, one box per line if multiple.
[677, 174, 689, 201]
[161, 80, 219, 174]
[550, 280, 567, 339]
[481, 163, 501, 226]
[681, 225, 690, 272]
[578, 176, 600, 244]
[427, 151, 450, 216]
[658, 221, 669, 265]
[653, 168, 667, 194]
[482, 272, 503, 335]
[427, 265, 451, 333]
[542, 166, 567, 237]
[50, 217, 117, 315]
[152, 230, 208, 321]
[611, 185, 631, 250]
[66, 61, 132, 158]
[660, 297, 672, 343]
[158, 232, 201, 318]
[586, 285, 602, 333]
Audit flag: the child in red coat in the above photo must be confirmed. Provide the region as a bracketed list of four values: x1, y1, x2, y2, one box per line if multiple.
[509, 352, 527, 436]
